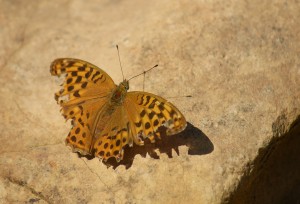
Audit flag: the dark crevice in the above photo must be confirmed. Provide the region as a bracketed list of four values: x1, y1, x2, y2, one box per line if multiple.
[224, 113, 300, 204]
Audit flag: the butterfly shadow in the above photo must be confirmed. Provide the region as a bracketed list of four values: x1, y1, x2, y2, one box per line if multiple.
[90, 122, 214, 169]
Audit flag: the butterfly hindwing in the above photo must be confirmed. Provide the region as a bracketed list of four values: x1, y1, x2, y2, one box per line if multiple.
[64, 107, 92, 155]
[92, 105, 132, 162]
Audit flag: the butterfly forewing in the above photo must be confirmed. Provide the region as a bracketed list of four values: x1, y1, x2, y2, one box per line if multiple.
[125, 92, 187, 143]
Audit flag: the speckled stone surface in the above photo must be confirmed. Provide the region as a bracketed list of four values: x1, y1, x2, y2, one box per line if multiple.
[0, 1, 299, 203]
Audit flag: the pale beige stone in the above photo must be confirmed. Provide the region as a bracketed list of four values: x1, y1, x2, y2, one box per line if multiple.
[0, 0, 299, 203]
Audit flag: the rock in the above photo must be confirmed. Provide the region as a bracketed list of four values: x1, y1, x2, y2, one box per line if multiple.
[0, 0, 299, 203]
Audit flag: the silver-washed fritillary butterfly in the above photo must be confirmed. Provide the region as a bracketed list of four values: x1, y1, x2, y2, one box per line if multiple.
[50, 56, 187, 162]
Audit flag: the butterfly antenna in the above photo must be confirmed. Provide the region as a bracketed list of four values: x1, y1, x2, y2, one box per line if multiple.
[128, 64, 158, 81]
[166, 95, 192, 99]
[116, 45, 125, 80]
[143, 71, 146, 91]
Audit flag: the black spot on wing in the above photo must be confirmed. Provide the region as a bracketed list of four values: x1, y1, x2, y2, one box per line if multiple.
[67, 78, 72, 84]
[81, 82, 88, 88]
[75, 76, 82, 83]
[149, 111, 155, 119]
[140, 110, 146, 117]
[135, 121, 142, 128]
[68, 86, 74, 91]
[73, 90, 80, 97]
[78, 65, 86, 71]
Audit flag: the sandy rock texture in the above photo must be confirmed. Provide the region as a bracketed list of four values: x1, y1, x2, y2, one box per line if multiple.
[0, 0, 299, 203]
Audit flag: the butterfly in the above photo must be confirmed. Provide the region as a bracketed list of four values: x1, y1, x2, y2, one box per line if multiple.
[50, 58, 187, 162]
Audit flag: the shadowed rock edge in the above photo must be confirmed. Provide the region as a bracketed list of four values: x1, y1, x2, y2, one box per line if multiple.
[224, 112, 300, 204]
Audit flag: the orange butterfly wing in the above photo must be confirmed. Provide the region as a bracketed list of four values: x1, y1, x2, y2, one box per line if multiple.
[51, 58, 116, 155]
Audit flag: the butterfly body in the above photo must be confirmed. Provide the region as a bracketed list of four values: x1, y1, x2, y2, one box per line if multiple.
[51, 58, 186, 162]
[111, 80, 129, 105]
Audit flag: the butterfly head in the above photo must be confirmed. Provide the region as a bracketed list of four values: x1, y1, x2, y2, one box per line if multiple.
[119, 79, 129, 91]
